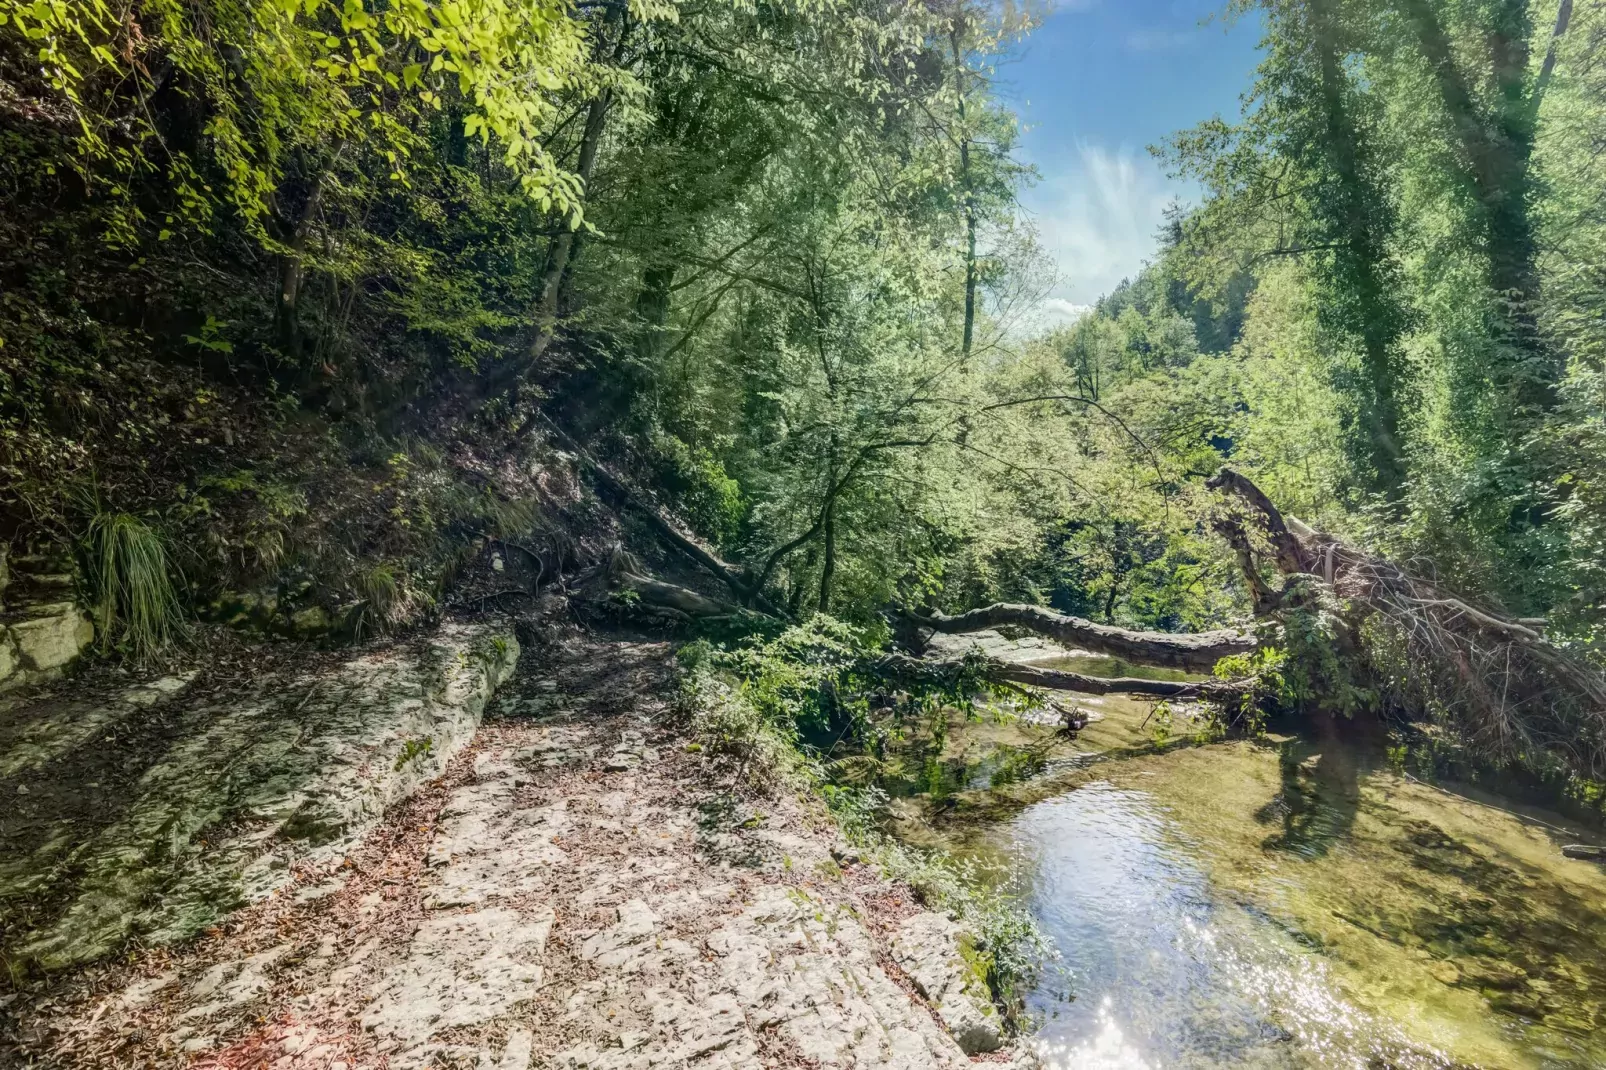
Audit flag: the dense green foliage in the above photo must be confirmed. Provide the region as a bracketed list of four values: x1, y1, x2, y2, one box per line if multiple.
[3, 0, 1603, 783]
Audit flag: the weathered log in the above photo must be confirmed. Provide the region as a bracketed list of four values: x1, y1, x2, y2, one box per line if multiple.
[615, 571, 737, 618]
[1562, 844, 1605, 862]
[908, 604, 1255, 673]
[873, 652, 1239, 700]
[1207, 467, 1307, 575]
[531, 411, 784, 616]
[1208, 467, 1606, 776]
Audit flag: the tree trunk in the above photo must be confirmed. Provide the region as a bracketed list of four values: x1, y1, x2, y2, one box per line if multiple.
[530, 91, 612, 363]
[532, 411, 785, 616]
[951, 28, 976, 361]
[1397, 0, 1556, 411]
[873, 652, 1245, 700]
[908, 603, 1256, 672]
[275, 168, 332, 354]
[635, 263, 676, 364]
[817, 498, 837, 614]
[1527, 0, 1573, 126]
[613, 570, 737, 618]
[1308, 0, 1407, 493]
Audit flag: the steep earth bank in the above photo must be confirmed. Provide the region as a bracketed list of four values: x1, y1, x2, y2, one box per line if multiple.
[2, 625, 1035, 1070]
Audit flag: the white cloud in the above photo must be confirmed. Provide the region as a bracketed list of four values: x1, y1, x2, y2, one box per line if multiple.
[1018, 143, 1186, 330]
[1016, 298, 1092, 335]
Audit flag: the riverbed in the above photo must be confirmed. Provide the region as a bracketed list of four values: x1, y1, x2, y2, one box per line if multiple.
[895, 644, 1606, 1070]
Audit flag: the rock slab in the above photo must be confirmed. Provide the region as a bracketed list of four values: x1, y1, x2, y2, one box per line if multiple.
[890, 911, 1005, 1054]
[5, 624, 518, 968]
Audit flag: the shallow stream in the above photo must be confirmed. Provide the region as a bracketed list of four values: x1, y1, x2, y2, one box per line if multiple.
[893, 648, 1606, 1069]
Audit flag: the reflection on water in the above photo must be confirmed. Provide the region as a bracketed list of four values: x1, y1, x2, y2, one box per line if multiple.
[1033, 653, 1203, 684]
[1015, 782, 1453, 1069]
[945, 705, 1606, 1069]
[876, 637, 1606, 1067]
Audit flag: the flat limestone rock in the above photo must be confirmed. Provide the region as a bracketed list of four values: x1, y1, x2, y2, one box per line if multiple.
[6, 624, 518, 969]
[890, 911, 1004, 1054]
[0, 601, 95, 693]
[556, 884, 971, 1070]
[422, 770, 570, 909]
[361, 906, 553, 1069]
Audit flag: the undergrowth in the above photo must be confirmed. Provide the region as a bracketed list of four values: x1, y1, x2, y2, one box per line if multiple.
[674, 618, 1051, 1027]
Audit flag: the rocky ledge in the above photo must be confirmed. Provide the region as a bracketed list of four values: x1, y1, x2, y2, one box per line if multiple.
[4, 633, 1039, 1069]
[0, 623, 517, 970]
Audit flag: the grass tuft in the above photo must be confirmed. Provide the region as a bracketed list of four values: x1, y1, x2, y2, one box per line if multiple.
[86, 512, 184, 661]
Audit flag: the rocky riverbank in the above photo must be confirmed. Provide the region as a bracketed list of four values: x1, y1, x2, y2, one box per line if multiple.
[2, 627, 1038, 1069]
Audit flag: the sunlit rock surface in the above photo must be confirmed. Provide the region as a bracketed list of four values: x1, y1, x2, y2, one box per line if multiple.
[0, 623, 516, 969]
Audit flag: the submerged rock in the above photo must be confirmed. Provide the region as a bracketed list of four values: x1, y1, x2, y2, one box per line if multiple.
[890, 911, 1005, 1053]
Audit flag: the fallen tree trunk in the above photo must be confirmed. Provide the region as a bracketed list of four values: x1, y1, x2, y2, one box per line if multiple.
[1209, 466, 1606, 778]
[614, 570, 737, 619]
[909, 604, 1255, 673]
[872, 652, 1246, 701]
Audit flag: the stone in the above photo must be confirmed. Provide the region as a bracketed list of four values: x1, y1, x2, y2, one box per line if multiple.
[361, 906, 553, 1069]
[11, 603, 94, 670]
[290, 605, 333, 638]
[8, 624, 518, 969]
[580, 899, 661, 968]
[889, 912, 1004, 1054]
[178, 944, 292, 1023]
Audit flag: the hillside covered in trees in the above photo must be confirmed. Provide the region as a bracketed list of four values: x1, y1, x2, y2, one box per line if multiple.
[3, 0, 1605, 799]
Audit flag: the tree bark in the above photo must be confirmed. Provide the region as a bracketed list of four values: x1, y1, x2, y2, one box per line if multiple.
[1397, 0, 1556, 410]
[951, 28, 976, 361]
[275, 165, 333, 353]
[817, 497, 836, 614]
[873, 652, 1241, 700]
[908, 604, 1256, 672]
[613, 570, 737, 618]
[1308, 0, 1407, 492]
[635, 263, 676, 364]
[1207, 467, 1307, 575]
[1527, 0, 1573, 126]
[532, 411, 784, 616]
[530, 91, 612, 362]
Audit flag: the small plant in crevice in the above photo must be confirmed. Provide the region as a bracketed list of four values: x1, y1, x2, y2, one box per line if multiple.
[1147, 700, 1175, 744]
[395, 736, 434, 771]
[84, 511, 184, 662]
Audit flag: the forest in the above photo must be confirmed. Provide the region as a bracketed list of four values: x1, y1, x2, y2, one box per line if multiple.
[2, 0, 1605, 805]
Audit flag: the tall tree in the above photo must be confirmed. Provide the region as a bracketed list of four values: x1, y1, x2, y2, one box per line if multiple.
[1393, 0, 1571, 415]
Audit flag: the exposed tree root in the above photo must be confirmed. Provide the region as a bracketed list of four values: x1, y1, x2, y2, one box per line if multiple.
[1210, 467, 1606, 779]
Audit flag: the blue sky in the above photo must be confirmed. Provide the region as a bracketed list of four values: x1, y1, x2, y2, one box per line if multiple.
[997, 0, 1264, 327]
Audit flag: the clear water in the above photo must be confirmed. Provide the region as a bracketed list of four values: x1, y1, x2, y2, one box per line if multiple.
[914, 685, 1606, 1069]
[1013, 781, 1465, 1069]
